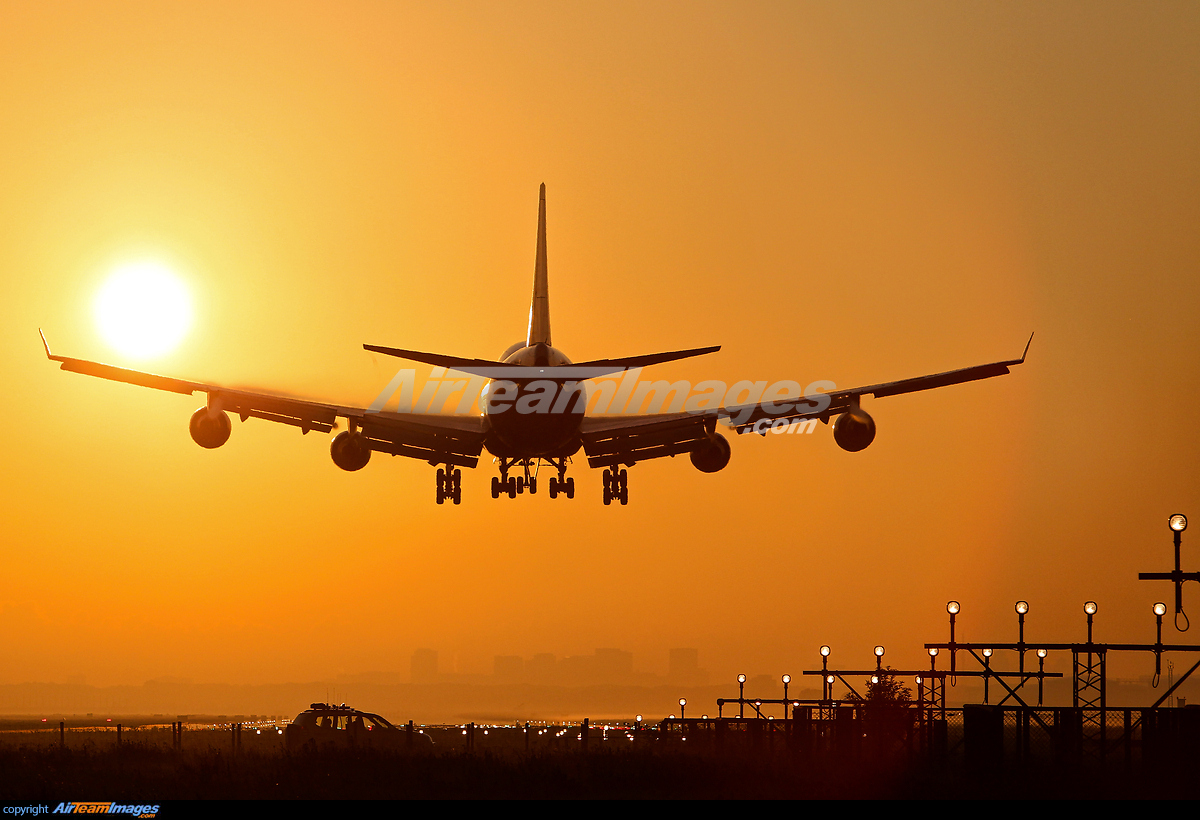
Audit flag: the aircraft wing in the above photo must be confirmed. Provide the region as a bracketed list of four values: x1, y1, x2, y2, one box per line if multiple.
[581, 412, 716, 469]
[40, 332, 486, 467]
[580, 336, 1031, 466]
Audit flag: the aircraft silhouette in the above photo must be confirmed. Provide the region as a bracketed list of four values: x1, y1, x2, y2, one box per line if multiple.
[42, 184, 1030, 505]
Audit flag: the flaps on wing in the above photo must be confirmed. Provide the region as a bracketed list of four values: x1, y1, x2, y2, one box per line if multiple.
[581, 413, 714, 469]
[212, 389, 339, 434]
[350, 411, 486, 468]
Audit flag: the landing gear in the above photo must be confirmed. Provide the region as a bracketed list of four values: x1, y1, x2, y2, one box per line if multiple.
[492, 457, 570, 500]
[436, 466, 462, 505]
[602, 468, 628, 506]
[548, 476, 575, 499]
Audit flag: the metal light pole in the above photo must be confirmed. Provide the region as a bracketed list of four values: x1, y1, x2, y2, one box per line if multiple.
[1037, 649, 1047, 705]
[1154, 602, 1167, 682]
[1016, 601, 1029, 674]
[947, 602, 960, 675]
[819, 647, 831, 701]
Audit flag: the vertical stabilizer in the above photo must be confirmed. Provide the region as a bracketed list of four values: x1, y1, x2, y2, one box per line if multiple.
[527, 183, 551, 346]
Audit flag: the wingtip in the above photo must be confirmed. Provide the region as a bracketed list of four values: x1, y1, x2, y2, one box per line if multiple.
[38, 328, 51, 358]
[539, 182, 545, 199]
[1020, 331, 1034, 363]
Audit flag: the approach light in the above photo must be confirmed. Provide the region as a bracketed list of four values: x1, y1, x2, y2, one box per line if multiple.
[737, 674, 746, 684]
[1037, 649, 1048, 658]
[874, 645, 885, 657]
[983, 648, 993, 658]
[1155, 602, 1168, 616]
[871, 676, 879, 684]
[827, 675, 834, 684]
[1085, 601, 1098, 615]
[636, 715, 642, 722]
[679, 698, 686, 707]
[820, 645, 830, 657]
[929, 648, 939, 657]
[1016, 601, 1029, 615]
[915, 676, 923, 685]
[1170, 514, 1188, 533]
[947, 601, 960, 615]
[782, 675, 791, 684]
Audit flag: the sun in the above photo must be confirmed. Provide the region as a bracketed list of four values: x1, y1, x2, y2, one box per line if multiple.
[94, 261, 193, 360]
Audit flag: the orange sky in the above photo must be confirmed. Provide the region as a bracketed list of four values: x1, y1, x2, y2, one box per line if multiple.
[1, 1, 1198, 691]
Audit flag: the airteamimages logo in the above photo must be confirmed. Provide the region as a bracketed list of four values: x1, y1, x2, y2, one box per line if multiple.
[49, 805, 158, 818]
[369, 366, 835, 427]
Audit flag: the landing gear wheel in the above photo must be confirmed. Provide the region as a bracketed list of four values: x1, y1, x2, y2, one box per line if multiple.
[436, 468, 447, 505]
[528, 477, 537, 495]
[602, 469, 613, 505]
[451, 468, 462, 505]
[618, 468, 629, 506]
[491, 476, 501, 499]
[507, 476, 518, 499]
[565, 476, 575, 499]
[516, 476, 525, 494]
[549, 477, 559, 499]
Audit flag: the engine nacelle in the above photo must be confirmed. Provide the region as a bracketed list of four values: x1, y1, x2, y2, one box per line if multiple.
[330, 431, 371, 472]
[189, 407, 231, 449]
[689, 433, 731, 473]
[833, 409, 876, 452]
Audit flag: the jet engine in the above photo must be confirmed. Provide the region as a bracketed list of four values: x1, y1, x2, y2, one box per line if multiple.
[189, 407, 231, 449]
[689, 433, 731, 473]
[330, 431, 371, 472]
[833, 409, 876, 452]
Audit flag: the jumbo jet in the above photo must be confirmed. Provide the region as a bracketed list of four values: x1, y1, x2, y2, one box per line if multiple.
[42, 184, 1030, 505]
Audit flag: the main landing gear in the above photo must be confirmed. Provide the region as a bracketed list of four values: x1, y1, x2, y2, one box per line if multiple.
[602, 467, 628, 506]
[436, 466, 462, 505]
[491, 457, 574, 500]
[547, 474, 575, 499]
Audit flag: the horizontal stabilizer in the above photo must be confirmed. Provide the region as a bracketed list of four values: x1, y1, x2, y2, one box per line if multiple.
[568, 346, 721, 374]
[363, 343, 720, 379]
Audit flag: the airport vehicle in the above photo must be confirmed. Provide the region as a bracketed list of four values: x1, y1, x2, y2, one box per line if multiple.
[42, 185, 1030, 505]
[285, 702, 432, 749]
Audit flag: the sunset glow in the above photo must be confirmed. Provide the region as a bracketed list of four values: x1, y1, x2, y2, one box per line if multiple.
[94, 261, 192, 360]
[0, 1, 1196, 715]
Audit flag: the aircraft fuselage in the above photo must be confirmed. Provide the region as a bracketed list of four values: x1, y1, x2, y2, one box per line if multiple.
[481, 343, 585, 458]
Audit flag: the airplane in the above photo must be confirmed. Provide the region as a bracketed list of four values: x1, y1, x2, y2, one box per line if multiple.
[42, 184, 1031, 506]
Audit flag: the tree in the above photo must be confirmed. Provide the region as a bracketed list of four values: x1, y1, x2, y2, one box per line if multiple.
[847, 667, 913, 705]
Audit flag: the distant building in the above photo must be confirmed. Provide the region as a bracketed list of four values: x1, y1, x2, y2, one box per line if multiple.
[411, 648, 438, 684]
[595, 648, 634, 683]
[494, 655, 524, 684]
[557, 654, 596, 686]
[526, 653, 556, 684]
[669, 648, 709, 685]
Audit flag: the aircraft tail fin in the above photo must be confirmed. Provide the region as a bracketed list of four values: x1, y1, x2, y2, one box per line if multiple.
[527, 183, 551, 347]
